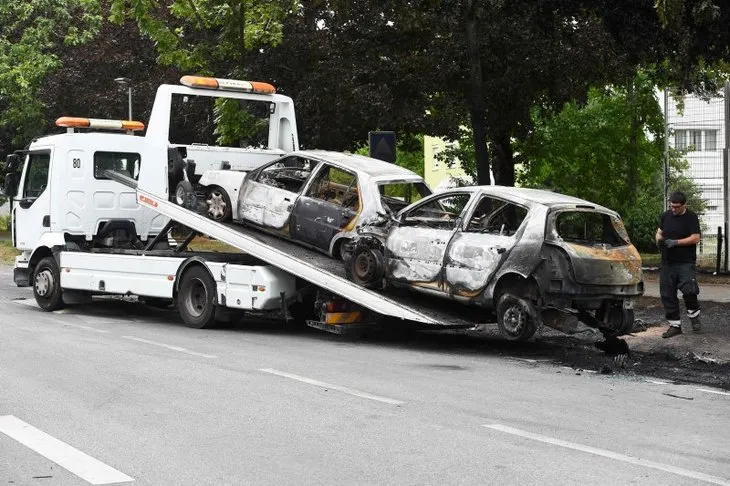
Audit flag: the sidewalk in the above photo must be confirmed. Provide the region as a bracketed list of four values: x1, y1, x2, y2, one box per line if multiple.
[628, 280, 730, 364]
[642, 280, 730, 303]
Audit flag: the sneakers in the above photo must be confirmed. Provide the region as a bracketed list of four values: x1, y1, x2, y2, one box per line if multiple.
[690, 316, 702, 332]
[662, 326, 683, 338]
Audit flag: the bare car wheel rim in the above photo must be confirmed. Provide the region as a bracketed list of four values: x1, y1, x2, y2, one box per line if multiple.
[206, 191, 226, 220]
[354, 252, 376, 280]
[35, 269, 53, 297]
[503, 304, 527, 335]
[184, 278, 208, 318]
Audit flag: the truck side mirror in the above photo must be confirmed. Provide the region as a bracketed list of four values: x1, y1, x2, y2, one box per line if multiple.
[3, 173, 20, 199]
[5, 153, 19, 172]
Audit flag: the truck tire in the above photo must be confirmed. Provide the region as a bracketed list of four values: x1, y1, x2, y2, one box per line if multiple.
[205, 186, 232, 222]
[496, 293, 537, 341]
[177, 266, 217, 329]
[33, 257, 64, 311]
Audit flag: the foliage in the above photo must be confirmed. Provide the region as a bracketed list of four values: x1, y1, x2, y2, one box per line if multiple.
[355, 134, 425, 177]
[213, 98, 268, 148]
[0, 0, 102, 150]
[110, 0, 293, 76]
[515, 71, 707, 251]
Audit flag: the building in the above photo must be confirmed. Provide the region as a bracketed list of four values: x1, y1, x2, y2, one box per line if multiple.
[423, 135, 473, 190]
[664, 92, 725, 233]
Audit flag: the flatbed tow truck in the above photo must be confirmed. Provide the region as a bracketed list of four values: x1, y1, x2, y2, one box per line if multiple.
[4, 75, 482, 333]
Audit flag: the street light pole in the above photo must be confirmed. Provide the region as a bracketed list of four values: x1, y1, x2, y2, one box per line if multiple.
[114, 77, 133, 120]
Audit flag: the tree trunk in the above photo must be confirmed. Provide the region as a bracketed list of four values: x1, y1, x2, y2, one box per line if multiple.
[492, 133, 515, 186]
[465, 0, 491, 185]
[627, 78, 638, 204]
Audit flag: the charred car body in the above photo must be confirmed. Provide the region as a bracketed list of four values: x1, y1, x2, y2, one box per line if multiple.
[344, 186, 643, 340]
[235, 150, 432, 259]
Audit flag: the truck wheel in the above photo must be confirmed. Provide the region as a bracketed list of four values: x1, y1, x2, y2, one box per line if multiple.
[175, 180, 197, 210]
[346, 245, 384, 289]
[496, 294, 537, 341]
[177, 266, 217, 329]
[205, 186, 232, 222]
[33, 257, 64, 311]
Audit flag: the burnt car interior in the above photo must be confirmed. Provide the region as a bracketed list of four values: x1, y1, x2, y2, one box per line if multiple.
[257, 156, 314, 193]
[306, 166, 360, 212]
[466, 196, 528, 235]
[554, 211, 627, 247]
[400, 193, 470, 229]
[378, 182, 431, 213]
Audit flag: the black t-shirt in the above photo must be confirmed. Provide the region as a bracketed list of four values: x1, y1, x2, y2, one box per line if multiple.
[659, 209, 701, 263]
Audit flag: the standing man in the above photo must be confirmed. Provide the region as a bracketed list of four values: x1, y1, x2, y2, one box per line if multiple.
[656, 191, 702, 338]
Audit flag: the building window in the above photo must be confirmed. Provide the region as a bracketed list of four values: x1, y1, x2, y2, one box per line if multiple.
[674, 129, 719, 152]
[432, 145, 440, 170]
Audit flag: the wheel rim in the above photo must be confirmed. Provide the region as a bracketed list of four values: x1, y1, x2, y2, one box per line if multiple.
[183, 278, 208, 318]
[175, 186, 186, 205]
[354, 251, 376, 280]
[35, 269, 54, 297]
[206, 190, 227, 220]
[502, 303, 527, 336]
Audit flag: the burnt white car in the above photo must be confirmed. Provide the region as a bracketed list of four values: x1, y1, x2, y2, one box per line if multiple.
[345, 186, 643, 340]
[235, 150, 432, 258]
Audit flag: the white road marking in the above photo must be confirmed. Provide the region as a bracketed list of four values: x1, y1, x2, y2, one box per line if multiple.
[49, 318, 110, 334]
[122, 336, 217, 359]
[14, 299, 39, 308]
[483, 423, 730, 486]
[260, 368, 404, 405]
[0, 415, 134, 485]
[696, 388, 730, 397]
[646, 379, 672, 385]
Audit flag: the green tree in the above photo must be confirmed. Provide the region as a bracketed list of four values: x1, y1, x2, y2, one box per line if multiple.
[515, 71, 706, 250]
[0, 0, 102, 149]
[110, 0, 293, 76]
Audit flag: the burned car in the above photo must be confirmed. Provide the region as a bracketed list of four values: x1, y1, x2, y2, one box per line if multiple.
[344, 186, 643, 340]
[236, 150, 432, 258]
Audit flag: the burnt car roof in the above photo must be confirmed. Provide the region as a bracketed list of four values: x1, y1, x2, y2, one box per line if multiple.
[440, 186, 616, 214]
[295, 150, 423, 180]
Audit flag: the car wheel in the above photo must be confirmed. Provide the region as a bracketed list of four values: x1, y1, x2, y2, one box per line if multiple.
[33, 256, 64, 311]
[347, 245, 384, 289]
[175, 180, 197, 210]
[177, 265, 217, 329]
[205, 186, 232, 222]
[496, 293, 537, 341]
[597, 302, 634, 337]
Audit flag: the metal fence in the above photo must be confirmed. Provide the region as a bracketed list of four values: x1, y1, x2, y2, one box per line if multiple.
[664, 89, 728, 272]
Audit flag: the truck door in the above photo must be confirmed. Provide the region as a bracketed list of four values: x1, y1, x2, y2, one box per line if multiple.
[290, 164, 359, 252]
[13, 150, 52, 250]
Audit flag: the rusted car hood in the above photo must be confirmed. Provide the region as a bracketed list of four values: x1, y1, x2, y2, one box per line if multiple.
[560, 242, 642, 286]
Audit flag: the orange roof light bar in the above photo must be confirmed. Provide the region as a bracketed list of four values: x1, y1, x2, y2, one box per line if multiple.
[55, 117, 145, 131]
[180, 75, 276, 94]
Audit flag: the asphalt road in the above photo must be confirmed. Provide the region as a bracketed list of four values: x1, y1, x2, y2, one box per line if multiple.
[2, 267, 730, 486]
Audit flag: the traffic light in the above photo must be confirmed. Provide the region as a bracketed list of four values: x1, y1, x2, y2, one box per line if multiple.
[368, 131, 396, 163]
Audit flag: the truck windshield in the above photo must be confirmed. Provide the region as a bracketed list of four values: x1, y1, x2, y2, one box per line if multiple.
[168, 94, 271, 149]
[552, 210, 630, 247]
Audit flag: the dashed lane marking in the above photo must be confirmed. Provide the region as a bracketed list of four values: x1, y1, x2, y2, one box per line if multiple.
[260, 368, 404, 405]
[0, 415, 134, 485]
[48, 318, 111, 334]
[122, 336, 217, 359]
[483, 423, 730, 486]
[696, 388, 730, 397]
[646, 379, 673, 385]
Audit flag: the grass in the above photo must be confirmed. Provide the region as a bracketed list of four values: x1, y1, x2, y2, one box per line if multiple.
[183, 236, 243, 253]
[0, 239, 19, 265]
[640, 252, 661, 267]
